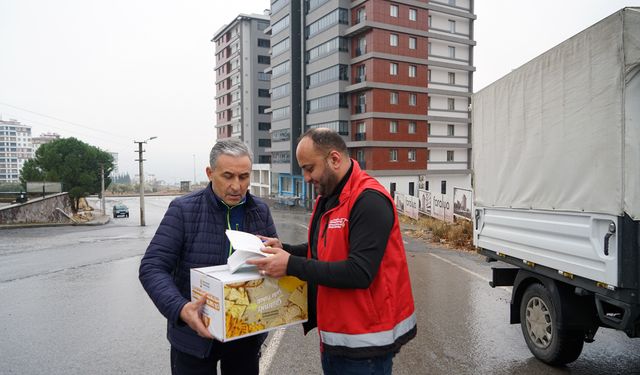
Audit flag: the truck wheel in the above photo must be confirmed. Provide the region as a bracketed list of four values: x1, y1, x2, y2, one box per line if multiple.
[520, 283, 584, 365]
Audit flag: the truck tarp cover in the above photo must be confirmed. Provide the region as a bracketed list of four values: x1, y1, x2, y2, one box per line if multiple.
[472, 8, 640, 219]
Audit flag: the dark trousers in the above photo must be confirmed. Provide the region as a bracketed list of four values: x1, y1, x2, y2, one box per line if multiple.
[321, 352, 395, 375]
[171, 334, 266, 375]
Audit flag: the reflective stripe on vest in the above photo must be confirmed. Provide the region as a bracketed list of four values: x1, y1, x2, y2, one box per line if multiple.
[319, 312, 417, 348]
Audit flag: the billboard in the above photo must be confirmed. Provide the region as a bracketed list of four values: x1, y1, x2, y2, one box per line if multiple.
[404, 195, 419, 220]
[418, 189, 431, 215]
[453, 188, 473, 221]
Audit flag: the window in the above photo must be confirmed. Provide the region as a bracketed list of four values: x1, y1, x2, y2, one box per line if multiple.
[447, 150, 454, 161]
[356, 64, 366, 82]
[449, 20, 456, 33]
[356, 93, 366, 113]
[306, 8, 348, 38]
[390, 4, 398, 17]
[448, 72, 456, 84]
[409, 65, 416, 78]
[272, 60, 290, 77]
[306, 93, 348, 113]
[390, 34, 398, 47]
[356, 7, 366, 23]
[306, 64, 349, 87]
[257, 21, 269, 31]
[409, 8, 417, 21]
[409, 94, 417, 106]
[428, 15, 432, 27]
[257, 39, 270, 48]
[258, 89, 270, 97]
[258, 55, 271, 64]
[306, 37, 348, 62]
[441, 180, 447, 194]
[427, 97, 431, 109]
[408, 149, 416, 162]
[428, 42, 432, 54]
[307, 0, 330, 12]
[389, 121, 398, 133]
[272, 106, 290, 120]
[390, 63, 398, 75]
[272, 0, 288, 13]
[307, 120, 349, 135]
[390, 149, 398, 161]
[390, 92, 398, 105]
[408, 122, 416, 134]
[258, 122, 271, 131]
[448, 46, 456, 58]
[272, 38, 290, 57]
[258, 72, 271, 81]
[258, 139, 271, 147]
[357, 37, 367, 55]
[448, 98, 455, 110]
[357, 122, 366, 133]
[448, 124, 455, 136]
[428, 69, 432, 82]
[258, 105, 269, 114]
[272, 83, 290, 99]
[409, 37, 416, 50]
[271, 15, 290, 35]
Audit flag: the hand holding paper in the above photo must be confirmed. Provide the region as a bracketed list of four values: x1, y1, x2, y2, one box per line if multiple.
[226, 230, 273, 273]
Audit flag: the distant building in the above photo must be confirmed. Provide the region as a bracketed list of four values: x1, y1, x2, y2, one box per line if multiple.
[31, 132, 61, 153]
[212, 13, 272, 165]
[0, 119, 33, 182]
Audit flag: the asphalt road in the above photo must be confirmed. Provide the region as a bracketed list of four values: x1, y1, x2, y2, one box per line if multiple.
[1, 195, 639, 374]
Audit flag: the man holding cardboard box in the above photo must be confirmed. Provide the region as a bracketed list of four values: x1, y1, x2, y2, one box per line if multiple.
[248, 128, 417, 375]
[139, 138, 277, 375]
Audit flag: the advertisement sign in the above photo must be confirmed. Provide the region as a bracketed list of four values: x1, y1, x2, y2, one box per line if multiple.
[453, 188, 473, 221]
[431, 193, 454, 223]
[418, 189, 431, 215]
[404, 195, 419, 220]
[394, 193, 405, 213]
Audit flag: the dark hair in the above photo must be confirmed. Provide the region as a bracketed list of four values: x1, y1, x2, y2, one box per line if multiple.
[209, 138, 253, 168]
[299, 128, 348, 156]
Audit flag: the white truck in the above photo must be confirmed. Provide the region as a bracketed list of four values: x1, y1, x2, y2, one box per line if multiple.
[472, 8, 640, 365]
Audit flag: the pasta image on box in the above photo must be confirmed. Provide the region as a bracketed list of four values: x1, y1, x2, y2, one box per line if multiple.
[190, 265, 308, 341]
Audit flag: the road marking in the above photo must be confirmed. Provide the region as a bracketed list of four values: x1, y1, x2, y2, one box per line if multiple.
[428, 253, 511, 293]
[260, 328, 285, 374]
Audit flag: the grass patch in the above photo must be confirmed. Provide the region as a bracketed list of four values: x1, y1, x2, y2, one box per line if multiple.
[400, 215, 474, 251]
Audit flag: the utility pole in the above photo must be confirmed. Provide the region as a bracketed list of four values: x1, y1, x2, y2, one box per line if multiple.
[100, 164, 105, 215]
[134, 136, 157, 226]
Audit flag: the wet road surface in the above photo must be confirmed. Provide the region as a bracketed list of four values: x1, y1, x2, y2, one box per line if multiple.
[1, 196, 639, 374]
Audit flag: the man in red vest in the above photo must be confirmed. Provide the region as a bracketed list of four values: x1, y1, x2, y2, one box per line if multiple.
[248, 128, 416, 374]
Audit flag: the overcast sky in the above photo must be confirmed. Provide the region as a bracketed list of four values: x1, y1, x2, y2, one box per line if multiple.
[1, 1, 638, 183]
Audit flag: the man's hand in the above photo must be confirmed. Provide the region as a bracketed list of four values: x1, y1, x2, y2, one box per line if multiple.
[246, 247, 290, 278]
[256, 235, 283, 249]
[179, 294, 214, 339]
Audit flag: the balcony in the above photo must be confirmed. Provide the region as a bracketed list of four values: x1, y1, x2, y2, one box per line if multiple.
[355, 104, 366, 114]
[355, 75, 366, 83]
[354, 132, 366, 141]
[355, 46, 367, 57]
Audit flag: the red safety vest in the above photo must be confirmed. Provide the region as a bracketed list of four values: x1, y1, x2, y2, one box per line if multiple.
[308, 161, 417, 357]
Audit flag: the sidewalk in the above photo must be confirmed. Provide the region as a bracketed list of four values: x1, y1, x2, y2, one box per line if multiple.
[0, 212, 110, 230]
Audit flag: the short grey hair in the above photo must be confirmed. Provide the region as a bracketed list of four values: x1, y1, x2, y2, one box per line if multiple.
[209, 138, 253, 168]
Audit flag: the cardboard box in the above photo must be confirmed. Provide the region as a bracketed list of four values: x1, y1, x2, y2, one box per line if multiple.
[190, 265, 308, 342]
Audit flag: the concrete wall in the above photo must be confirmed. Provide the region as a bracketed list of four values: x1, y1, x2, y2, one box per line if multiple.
[0, 193, 74, 224]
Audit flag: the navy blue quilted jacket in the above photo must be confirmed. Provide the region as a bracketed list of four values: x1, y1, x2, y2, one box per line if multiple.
[139, 183, 277, 358]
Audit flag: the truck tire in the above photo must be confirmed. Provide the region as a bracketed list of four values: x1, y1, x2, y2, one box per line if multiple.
[520, 283, 584, 365]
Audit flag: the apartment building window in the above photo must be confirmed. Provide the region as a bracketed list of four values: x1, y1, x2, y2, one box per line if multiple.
[306, 8, 348, 38]
[272, 106, 290, 120]
[257, 39, 270, 48]
[448, 72, 456, 84]
[409, 65, 416, 78]
[356, 64, 366, 82]
[409, 93, 417, 106]
[258, 139, 271, 147]
[390, 4, 398, 17]
[357, 93, 366, 113]
[390, 92, 399, 105]
[272, 0, 289, 14]
[408, 122, 416, 134]
[390, 62, 398, 75]
[258, 55, 271, 64]
[409, 8, 417, 21]
[390, 149, 398, 161]
[258, 89, 270, 97]
[306, 93, 348, 113]
[257, 21, 269, 31]
[306, 64, 348, 87]
[447, 150, 454, 162]
[357, 7, 366, 23]
[428, 42, 432, 54]
[271, 15, 290, 35]
[258, 122, 271, 131]
[272, 83, 290, 99]
[306, 37, 348, 62]
[258, 72, 271, 81]
[426, 149, 430, 161]
[356, 149, 365, 161]
[409, 37, 416, 50]
[272, 38, 290, 57]
[258, 105, 269, 114]
[357, 37, 367, 55]
[448, 98, 455, 110]
[428, 69, 432, 82]
[428, 15, 432, 28]
[307, 0, 330, 12]
[390, 34, 398, 47]
[428, 97, 431, 109]
[272, 60, 290, 77]
[308, 120, 349, 135]
[449, 20, 456, 33]
[448, 124, 455, 136]
[389, 121, 398, 133]
[441, 180, 447, 194]
[448, 46, 456, 58]
[357, 122, 366, 133]
[408, 149, 416, 162]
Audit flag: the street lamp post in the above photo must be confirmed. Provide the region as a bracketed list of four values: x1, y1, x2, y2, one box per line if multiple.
[134, 136, 157, 226]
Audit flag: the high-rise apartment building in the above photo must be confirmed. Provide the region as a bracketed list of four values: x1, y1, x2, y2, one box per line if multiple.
[0, 119, 32, 183]
[212, 14, 272, 164]
[267, 0, 474, 202]
[31, 132, 60, 153]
